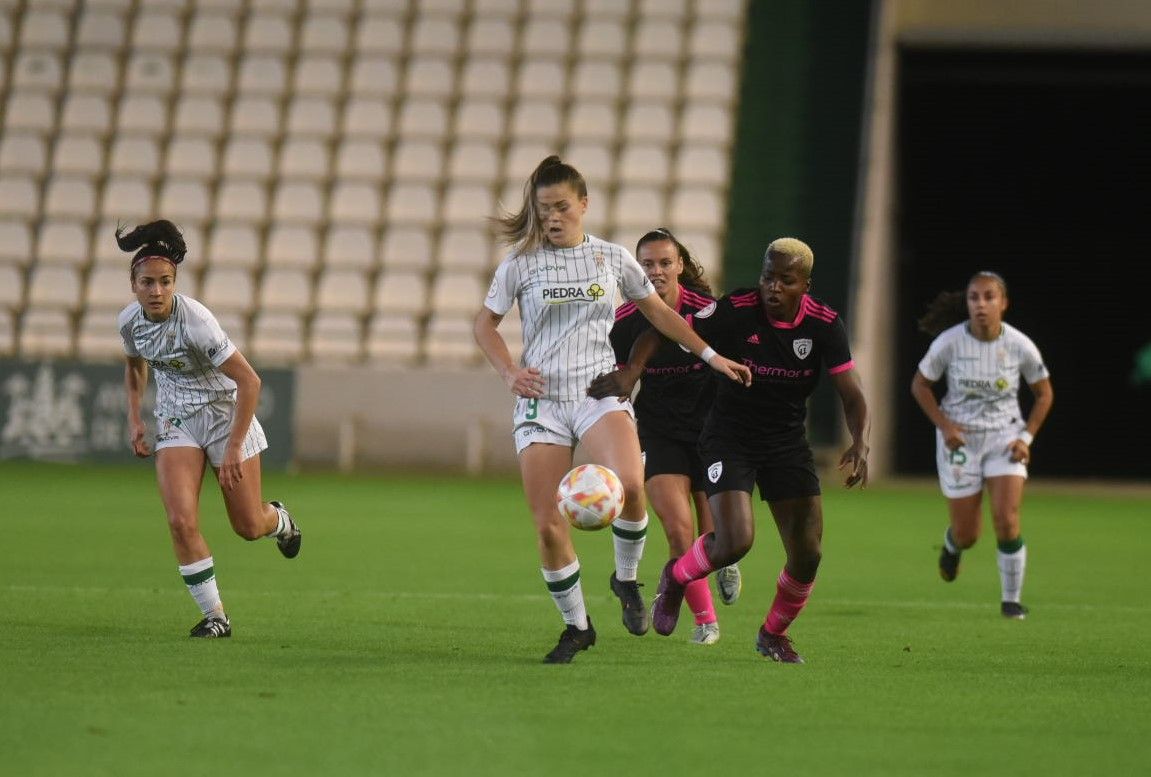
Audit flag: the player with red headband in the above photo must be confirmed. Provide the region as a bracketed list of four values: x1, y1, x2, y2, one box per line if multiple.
[117, 219, 302, 639]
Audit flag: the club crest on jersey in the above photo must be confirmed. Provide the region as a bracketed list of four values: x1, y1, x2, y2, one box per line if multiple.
[695, 301, 717, 318]
[792, 338, 812, 359]
[541, 282, 607, 304]
[594, 252, 604, 267]
[707, 461, 723, 483]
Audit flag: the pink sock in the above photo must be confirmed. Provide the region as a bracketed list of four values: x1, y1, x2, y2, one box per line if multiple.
[684, 578, 717, 625]
[763, 569, 814, 635]
[672, 533, 715, 584]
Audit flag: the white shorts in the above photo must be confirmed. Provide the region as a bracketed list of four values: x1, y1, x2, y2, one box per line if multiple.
[935, 426, 1027, 499]
[512, 395, 636, 455]
[154, 402, 269, 467]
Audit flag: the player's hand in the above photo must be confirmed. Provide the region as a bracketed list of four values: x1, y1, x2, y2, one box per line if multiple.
[129, 421, 151, 458]
[708, 355, 753, 387]
[838, 443, 869, 489]
[1007, 439, 1030, 464]
[503, 365, 545, 398]
[587, 366, 641, 401]
[218, 444, 245, 491]
[940, 420, 965, 451]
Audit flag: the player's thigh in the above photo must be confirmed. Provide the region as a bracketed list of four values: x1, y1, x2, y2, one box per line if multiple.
[767, 495, 823, 550]
[215, 452, 266, 530]
[707, 489, 756, 545]
[692, 490, 716, 535]
[580, 409, 644, 493]
[155, 446, 207, 523]
[646, 473, 696, 549]
[985, 475, 1025, 538]
[518, 442, 575, 526]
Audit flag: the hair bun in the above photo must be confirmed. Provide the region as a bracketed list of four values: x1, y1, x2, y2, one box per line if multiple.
[116, 220, 187, 264]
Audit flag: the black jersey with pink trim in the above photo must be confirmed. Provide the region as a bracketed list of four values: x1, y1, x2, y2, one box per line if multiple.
[610, 285, 717, 443]
[689, 290, 854, 446]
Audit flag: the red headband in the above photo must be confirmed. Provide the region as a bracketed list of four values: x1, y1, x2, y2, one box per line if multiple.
[131, 254, 177, 268]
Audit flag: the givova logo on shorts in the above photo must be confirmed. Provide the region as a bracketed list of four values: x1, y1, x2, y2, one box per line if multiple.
[541, 283, 607, 304]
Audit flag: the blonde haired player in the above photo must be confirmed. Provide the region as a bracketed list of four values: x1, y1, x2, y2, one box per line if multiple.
[473, 156, 751, 663]
[911, 271, 1053, 619]
[595, 237, 871, 664]
[118, 220, 301, 638]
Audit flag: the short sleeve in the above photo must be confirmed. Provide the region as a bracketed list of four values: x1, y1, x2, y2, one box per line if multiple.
[685, 296, 728, 341]
[484, 257, 518, 316]
[185, 304, 236, 368]
[1018, 335, 1050, 385]
[618, 247, 655, 302]
[822, 316, 854, 374]
[610, 305, 645, 366]
[917, 334, 952, 382]
[117, 304, 139, 357]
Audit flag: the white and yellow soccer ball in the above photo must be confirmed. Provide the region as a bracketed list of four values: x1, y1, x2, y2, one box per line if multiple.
[556, 464, 625, 531]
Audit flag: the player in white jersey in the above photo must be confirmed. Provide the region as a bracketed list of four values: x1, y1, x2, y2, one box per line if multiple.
[116, 220, 302, 639]
[473, 156, 752, 663]
[911, 271, 1054, 619]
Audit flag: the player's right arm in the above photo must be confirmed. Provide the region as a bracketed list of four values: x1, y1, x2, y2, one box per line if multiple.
[474, 306, 543, 398]
[124, 355, 151, 457]
[476, 259, 545, 398]
[910, 370, 964, 450]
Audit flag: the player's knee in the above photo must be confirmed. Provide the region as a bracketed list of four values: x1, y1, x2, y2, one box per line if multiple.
[952, 527, 980, 548]
[712, 531, 752, 565]
[537, 515, 569, 548]
[620, 481, 646, 516]
[228, 510, 266, 541]
[166, 510, 199, 539]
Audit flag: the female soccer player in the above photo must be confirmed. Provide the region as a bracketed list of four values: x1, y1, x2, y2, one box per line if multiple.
[594, 237, 869, 663]
[910, 271, 1053, 619]
[608, 227, 741, 645]
[473, 156, 751, 663]
[117, 220, 301, 638]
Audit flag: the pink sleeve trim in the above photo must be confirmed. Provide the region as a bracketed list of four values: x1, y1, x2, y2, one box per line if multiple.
[828, 360, 855, 375]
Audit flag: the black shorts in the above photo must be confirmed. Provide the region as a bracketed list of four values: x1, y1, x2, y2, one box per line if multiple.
[698, 437, 821, 502]
[640, 434, 706, 492]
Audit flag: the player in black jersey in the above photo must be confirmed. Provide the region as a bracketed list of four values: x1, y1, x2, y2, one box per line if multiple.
[609, 228, 740, 645]
[592, 238, 869, 663]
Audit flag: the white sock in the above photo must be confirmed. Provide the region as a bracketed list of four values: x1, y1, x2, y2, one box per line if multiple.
[943, 527, 960, 554]
[611, 515, 648, 581]
[997, 544, 1027, 603]
[179, 556, 223, 617]
[542, 559, 587, 630]
[264, 504, 289, 539]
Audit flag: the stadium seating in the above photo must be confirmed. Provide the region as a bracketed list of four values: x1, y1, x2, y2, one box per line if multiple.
[0, 0, 745, 364]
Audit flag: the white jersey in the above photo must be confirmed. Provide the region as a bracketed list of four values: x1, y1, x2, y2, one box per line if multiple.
[485, 234, 656, 400]
[917, 321, 1050, 432]
[118, 294, 239, 419]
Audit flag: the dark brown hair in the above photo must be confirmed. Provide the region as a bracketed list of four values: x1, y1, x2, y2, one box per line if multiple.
[116, 220, 187, 278]
[636, 227, 712, 296]
[918, 271, 1009, 336]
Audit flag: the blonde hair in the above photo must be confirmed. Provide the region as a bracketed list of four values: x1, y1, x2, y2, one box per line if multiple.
[764, 237, 814, 276]
[492, 155, 587, 256]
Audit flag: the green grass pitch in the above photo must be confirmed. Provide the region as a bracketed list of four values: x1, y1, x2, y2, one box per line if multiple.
[2, 461, 1149, 776]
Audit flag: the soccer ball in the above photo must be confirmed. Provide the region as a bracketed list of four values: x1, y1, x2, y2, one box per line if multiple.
[556, 464, 625, 531]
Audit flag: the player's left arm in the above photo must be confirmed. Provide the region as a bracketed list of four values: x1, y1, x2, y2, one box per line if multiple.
[831, 366, 870, 489]
[217, 351, 262, 490]
[632, 293, 751, 386]
[1009, 377, 1053, 464]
